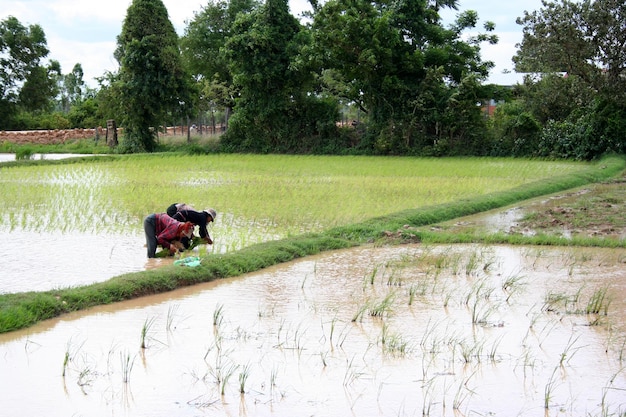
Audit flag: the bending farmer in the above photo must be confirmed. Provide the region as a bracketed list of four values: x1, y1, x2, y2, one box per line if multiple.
[144, 213, 194, 258]
[167, 204, 217, 248]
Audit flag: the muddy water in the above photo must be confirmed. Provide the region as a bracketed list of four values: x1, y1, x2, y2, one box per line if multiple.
[0, 153, 95, 162]
[1, 244, 625, 417]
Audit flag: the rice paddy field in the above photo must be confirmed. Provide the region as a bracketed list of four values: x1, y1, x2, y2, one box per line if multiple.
[0, 154, 588, 291]
[1, 153, 625, 416]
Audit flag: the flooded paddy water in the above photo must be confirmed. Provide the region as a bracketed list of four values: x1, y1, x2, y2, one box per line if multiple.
[1, 243, 625, 416]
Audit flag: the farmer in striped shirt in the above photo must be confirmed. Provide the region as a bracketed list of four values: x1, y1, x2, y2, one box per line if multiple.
[143, 213, 194, 258]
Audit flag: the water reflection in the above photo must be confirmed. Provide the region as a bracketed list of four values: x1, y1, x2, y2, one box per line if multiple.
[1, 244, 624, 417]
[0, 153, 95, 162]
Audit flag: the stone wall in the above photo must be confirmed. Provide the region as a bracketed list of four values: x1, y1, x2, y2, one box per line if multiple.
[0, 125, 223, 145]
[0, 128, 106, 145]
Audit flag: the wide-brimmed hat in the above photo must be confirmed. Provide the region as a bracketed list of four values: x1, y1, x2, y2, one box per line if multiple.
[203, 208, 217, 221]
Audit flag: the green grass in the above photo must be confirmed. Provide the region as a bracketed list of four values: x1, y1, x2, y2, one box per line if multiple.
[0, 154, 624, 333]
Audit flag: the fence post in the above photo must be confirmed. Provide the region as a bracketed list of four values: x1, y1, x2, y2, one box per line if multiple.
[106, 119, 118, 148]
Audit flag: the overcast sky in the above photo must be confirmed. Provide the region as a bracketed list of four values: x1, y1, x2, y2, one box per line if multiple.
[1, 0, 545, 88]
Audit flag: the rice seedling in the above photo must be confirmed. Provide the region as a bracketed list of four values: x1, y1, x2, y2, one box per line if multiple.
[120, 350, 136, 383]
[213, 303, 225, 327]
[456, 338, 485, 364]
[559, 333, 582, 367]
[465, 251, 481, 276]
[487, 335, 504, 363]
[238, 363, 252, 394]
[501, 272, 527, 303]
[420, 376, 437, 416]
[383, 332, 410, 357]
[386, 270, 402, 287]
[351, 302, 369, 322]
[586, 286, 611, 316]
[220, 362, 239, 396]
[166, 304, 180, 332]
[408, 283, 419, 305]
[544, 366, 561, 409]
[77, 366, 95, 389]
[362, 263, 384, 289]
[320, 351, 328, 367]
[599, 369, 624, 417]
[452, 372, 476, 411]
[269, 365, 279, 393]
[61, 338, 85, 377]
[140, 316, 157, 349]
[368, 292, 396, 318]
[343, 355, 364, 387]
[542, 291, 570, 313]
[618, 338, 626, 363]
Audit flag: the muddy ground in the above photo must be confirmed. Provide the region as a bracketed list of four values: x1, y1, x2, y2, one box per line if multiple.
[431, 173, 626, 241]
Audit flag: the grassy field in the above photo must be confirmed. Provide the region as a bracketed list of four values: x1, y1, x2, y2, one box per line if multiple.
[0, 152, 624, 333]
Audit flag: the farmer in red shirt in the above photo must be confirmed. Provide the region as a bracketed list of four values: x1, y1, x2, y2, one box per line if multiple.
[143, 213, 194, 258]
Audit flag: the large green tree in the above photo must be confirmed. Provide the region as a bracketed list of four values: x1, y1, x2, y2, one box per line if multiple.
[115, 0, 195, 152]
[310, 0, 497, 154]
[0, 16, 50, 128]
[180, 0, 259, 122]
[221, 0, 339, 152]
[513, 0, 626, 159]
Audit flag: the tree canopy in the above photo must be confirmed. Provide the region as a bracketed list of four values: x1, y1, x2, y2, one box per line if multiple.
[512, 0, 626, 159]
[115, 0, 195, 152]
[0, 16, 51, 128]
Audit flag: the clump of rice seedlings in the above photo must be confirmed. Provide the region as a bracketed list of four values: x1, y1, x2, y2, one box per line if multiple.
[382, 332, 410, 357]
[213, 303, 225, 327]
[77, 366, 95, 390]
[501, 272, 527, 303]
[386, 270, 402, 286]
[456, 338, 485, 364]
[586, 286, 611, 316]
[487, 335, 504, 363]
[238, 363, 251, 394]
[368, 292, 395, 318]
[351, 302, 368, 322]
[465, 251, 481, 276]
[140, 316, 157, 349]
[542, 291, 572, 313]
[463, 278, 498, 325]
[120, 351, 136, 383]
[220, 362, 239, 396]
[62, 338, 85, 377]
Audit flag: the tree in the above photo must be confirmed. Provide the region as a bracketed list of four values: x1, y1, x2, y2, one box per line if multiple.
[58, 63, 87, 113]
[221, 0, 339, 152]
[0, 16, 50, 128]
[180, 0, 259, 124]
[513, 0, 626, 159]
[310, 0, 497, 154]
[115, 0, 195, 152]
[18, 60, 60, 113]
